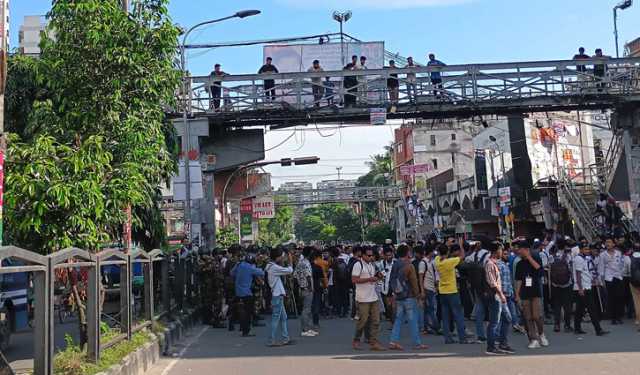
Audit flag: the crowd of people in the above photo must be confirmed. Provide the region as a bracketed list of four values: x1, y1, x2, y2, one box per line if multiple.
[196, 228, 640, 355]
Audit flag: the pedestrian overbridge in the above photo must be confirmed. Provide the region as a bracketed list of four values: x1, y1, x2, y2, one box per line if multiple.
[274, 186, 402, 206]
[179, 57, 640, 128]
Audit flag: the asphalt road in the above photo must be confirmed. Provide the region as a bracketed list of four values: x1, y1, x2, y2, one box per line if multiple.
[148, 316, 640, 375]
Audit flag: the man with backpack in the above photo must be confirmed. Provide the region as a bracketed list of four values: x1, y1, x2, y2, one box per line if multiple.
[388, 245, 430, 351]
[351, 247, 385, 351]
[464, 240, 490, 343]
[550, 239, 574, 332]
[630, 242, 640, 332]
[331, 247, 350, 318]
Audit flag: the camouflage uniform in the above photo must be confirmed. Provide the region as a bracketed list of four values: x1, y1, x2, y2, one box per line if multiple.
[197, 251, 225, 327]
[223, 252, 241, 330]
[252, 254, 267, 319]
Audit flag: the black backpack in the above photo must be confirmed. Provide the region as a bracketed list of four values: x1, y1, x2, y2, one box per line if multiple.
[346, 258, 361, 287]
[466, 251, 489, 295]
[334, 258, 349, 285]
[630, 256, 640, 288]
[550, 252, 572, 286]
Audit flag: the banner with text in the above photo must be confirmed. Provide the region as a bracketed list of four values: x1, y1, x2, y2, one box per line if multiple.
[253, 196, 275, 219]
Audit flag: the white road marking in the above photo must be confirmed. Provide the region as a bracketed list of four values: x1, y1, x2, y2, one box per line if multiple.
[160, 325, 209, 375]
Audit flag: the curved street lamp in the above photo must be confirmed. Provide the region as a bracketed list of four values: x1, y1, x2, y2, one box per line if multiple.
[613, 0, 633, 58]
[179, 10, 261, 242]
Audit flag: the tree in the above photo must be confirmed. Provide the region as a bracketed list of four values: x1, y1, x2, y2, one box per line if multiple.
[217, 226, 239, 249]
[257, 206, 294, 247]
[4, 0, 180, 254]
[365, 223, 395, 245]
[294, 204, 362, 243]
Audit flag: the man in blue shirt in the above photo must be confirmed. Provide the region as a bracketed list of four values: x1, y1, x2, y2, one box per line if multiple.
[427, 53, 446, 97]
[231, 255, 265, 337]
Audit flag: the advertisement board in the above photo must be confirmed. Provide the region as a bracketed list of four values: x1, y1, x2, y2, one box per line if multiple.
[240, 198, 253, 239]
[253, 196, 275, 219]
[263, 41, 385, 73]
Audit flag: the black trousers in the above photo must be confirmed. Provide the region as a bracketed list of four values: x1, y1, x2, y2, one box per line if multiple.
[210, 84, 221, 109]
[263, 80, 276, 101]
[606, 278, 625, 321]
[574, 289, 602, 333]
[237, 296, 254, 335]
[551, 285, 573, 327]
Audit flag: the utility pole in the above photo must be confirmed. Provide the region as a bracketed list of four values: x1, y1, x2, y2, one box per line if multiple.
[336, 166, 343, 180]
[122, 0, 129, 12]
[0, 0, 8, 246]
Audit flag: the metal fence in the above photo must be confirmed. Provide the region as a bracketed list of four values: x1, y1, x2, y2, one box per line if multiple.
[184, 57, 640, 121]
[0, 246, 199, 375]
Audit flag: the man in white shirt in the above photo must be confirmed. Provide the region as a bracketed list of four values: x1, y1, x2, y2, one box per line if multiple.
[265, 248, 294, 346]
[307, 60, 324, 107]
[423, 247, 440, 334]
[573, 244, 608, 336]
[351, 247, 385, 351]
[601, 238, 625, 324]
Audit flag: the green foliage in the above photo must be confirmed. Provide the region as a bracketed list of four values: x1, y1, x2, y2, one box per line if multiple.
[4, 0, 180, 253]
[365, 223, 396, 245]
[217, 226, 239, 248]
[257, 206, 294, 247]
[294, 204, 362, 243]
[357, 145, 393, 188]
[54, 330, 151, 375]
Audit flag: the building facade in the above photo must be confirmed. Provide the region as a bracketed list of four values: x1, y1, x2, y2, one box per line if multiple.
[19, 15, 47, 56]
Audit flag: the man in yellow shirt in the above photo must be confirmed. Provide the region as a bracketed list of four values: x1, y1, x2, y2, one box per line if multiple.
[435, 243, 471, 344]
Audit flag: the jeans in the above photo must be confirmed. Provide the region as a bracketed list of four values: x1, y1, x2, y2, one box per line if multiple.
[300, 289, 313, 333]
[406, 82, 416, 102]
[440, 293, 466, 342]
[269, 295, 289, 344]
[425, 290, 440, 332]
[473, 293, 486, 339]
[416, 298, 425, 331]
[264, 80, 276, 101]
[390, 298, 422, 346]
[210, 84, 221, 110]
[487, 296, 512, 350]
[506, 295, 521, 326]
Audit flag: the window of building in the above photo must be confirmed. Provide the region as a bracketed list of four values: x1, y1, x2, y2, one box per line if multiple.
[451, 153, 456, 164]
[397, 142, 403, 154]
[432, 158, 438, 170]
[451, 133, 456, 141]
[430, 135, 436, 146]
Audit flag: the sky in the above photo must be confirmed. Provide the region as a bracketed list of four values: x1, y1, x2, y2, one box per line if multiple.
[9, 0, 640, 188]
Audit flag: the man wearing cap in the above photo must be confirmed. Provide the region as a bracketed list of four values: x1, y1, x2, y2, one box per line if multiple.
[258, 57, 279, 102]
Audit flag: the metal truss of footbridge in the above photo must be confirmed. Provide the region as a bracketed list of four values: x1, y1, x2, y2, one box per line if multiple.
[273, 186, 402, 206]
[175, 57, 640, 129]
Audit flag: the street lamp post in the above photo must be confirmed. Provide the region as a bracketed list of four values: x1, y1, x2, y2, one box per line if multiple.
[489, 135, 508, 241]
[220, 157, 320, 227]
[613, 0, 633, 58]
[179, 10, 260, 243]
[332, 11, 352, 67]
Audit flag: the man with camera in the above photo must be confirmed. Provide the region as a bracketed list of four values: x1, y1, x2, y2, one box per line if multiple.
[265, 248, 295, 347]
[351, 247, 386, 351]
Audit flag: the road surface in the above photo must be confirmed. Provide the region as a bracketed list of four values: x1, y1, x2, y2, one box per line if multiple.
[148, 317, 640, 375]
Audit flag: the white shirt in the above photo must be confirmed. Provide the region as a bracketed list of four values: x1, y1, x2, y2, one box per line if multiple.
[381, 259, 395, 295]
[265, 262, 293, 297]
[423, 258, 439, 292]
[600, 249, 624, 282]
[352, 260, 378, 303]
[573, 254, 593, 291]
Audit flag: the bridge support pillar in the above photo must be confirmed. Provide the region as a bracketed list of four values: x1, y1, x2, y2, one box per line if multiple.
[612, 107, 640, 209]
